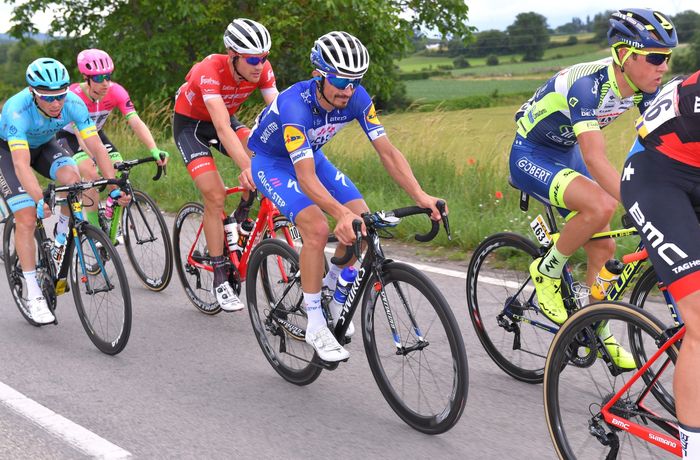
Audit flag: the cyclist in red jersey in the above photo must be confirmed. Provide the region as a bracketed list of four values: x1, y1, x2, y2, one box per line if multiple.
[621, 70, 700, 459]
[173, 18, 278, 312]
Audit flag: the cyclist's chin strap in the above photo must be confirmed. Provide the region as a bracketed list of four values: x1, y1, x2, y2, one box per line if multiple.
[231, 56, 250, 83]
[611, 46, 641, 94]
[32, 95, 60, 119]
[315, 77, 335, 108]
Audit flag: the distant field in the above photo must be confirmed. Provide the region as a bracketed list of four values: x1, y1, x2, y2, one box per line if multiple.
[404, 78, 541, 102]
[452, 49, 609, 77]
[550, 33, 595, 43]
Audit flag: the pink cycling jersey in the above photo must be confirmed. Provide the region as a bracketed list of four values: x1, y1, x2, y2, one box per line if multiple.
[63, 82, 136, 132]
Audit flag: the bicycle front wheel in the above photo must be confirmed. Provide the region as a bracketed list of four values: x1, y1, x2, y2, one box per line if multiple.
[467, 232, 552, 383]
[123, 189, 173, 291]
[544, 302, 678, 460]
[363, 262, 468, 434]
[246, 239, 322, 385]
[71, 224, 132, 355]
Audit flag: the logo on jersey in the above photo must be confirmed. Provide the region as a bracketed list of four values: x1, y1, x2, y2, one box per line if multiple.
[200, 76, 220, 86]
[694, 96, 700, 113]
[516, 157, 552, 184]
[8, 125, 17, 136]
[568, 97, 579, 107]
[284, 125, 306, 152]
[366, 104, 381, 126]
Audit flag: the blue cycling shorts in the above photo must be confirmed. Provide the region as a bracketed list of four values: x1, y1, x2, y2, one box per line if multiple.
[509, 134, 591, 218]
[252, 150, 362, 223]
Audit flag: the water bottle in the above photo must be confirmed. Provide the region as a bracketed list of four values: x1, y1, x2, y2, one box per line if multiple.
[331, 266, 358, 311]
[223, 216, 239, 249]
[591, 259, 624, 300]
[236, 218, 254, 250]
[104, 196, 115, 219]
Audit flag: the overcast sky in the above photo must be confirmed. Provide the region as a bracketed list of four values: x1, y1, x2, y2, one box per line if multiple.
[1, 1, 699, 35]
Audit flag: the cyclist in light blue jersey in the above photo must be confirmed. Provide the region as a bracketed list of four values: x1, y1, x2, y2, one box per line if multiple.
[0, 58, 127, 324]
[249, 31, 444, 362]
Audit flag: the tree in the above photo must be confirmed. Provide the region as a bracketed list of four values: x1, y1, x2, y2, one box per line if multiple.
[473, 30, 509, 57]
[592, 10, 615, 44]
[671, 10, 700, 43]
[506, 12, 549, 61]
[7, 0, 474, 109]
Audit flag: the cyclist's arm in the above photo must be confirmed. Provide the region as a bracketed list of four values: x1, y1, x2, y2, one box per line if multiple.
[371, 136, 443, 219]
[72, 124, 92, 156]
[10, 148, 43, 203]
[203, 96, 254, 189]
[577, 130, 621, 202]
[83, 135, 117, 180]
[126, 114, 169, 165]
[261, 88, 279, 106]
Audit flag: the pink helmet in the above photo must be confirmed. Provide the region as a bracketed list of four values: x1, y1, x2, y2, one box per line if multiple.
[77, 49, 114, 76]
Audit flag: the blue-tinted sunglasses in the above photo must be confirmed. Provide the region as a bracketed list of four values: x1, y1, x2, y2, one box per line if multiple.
[241, 54, 268, 66]
[631, 49, 672, 66]
[34, 90, 68, 102]
[90, 73, 112, 83]
[318, 70, 362, 90]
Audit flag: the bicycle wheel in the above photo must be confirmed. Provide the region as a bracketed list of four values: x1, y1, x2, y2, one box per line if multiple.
[173, 202, 219, 314]
[363, 261, 469, 434]
[71, 224, 132, 355]
[3, 216, 57, 326]
[544, 302, 678, 459]
[246, 239, 322, 385]
[466, 232, 553, 383]
[122, 189, 173, 291]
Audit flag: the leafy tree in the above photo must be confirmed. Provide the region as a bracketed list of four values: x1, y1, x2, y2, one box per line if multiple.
[671, 10, 700, 43]
[555, 17, 585, 35]
[473, 30, 509, 57]
[485, 54, 499, 66]
[453, 56, 470, 68]
[592, 10, 615, 44]
[7, 0, 474, 110]
[506, 12, 549, 61]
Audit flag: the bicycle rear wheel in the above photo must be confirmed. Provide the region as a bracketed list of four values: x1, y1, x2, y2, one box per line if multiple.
[466, 232, 552, 383]
[246, 239, 322, 385]
[71, 224, 132, 355]
[544, 302, 678, 459]
[173, 202, 219, 314]
[123, 189, 173, 291]
[363, 262, 468, 434]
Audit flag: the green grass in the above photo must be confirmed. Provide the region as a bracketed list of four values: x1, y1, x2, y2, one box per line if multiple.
[404, 78, 541, 102]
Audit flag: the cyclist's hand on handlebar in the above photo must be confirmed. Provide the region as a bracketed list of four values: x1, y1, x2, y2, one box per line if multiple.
[416, 193, 447, 220]
[109, 187, 131, 206]
[36, 198, 52, 219]
[150, 147, 170, 166]
[334, 211, 366, 246]
[238, 167, 256, 191]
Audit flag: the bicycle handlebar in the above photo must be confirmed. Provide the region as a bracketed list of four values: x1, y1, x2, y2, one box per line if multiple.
[114, 154, 167, 181]
[330, 200, 449, 266]
[43, 177, 129, 209]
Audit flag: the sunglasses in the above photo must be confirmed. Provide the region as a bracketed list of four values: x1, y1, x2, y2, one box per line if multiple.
[632, 49, 672, 66]
[317, 70, 362, 90]
[90, 73, 112, 83]
[241, 54, 268, 66]
[34, 90, 68, 102]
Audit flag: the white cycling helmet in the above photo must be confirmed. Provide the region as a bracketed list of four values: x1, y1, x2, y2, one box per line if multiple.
[224, 18, 271, 55]
[310, 31, 369, 78]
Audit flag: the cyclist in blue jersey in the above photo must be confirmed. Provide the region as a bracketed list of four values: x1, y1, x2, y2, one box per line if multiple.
[249, 31, 444, 362]
[508, 9, 677, 368]
[0, 58, 127, 325]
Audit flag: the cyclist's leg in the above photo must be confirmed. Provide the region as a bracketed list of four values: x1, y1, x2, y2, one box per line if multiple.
[229, 116, 253, 220]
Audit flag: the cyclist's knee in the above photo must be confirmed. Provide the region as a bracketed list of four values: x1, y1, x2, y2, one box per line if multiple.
[577, 194, 616, 228]
[14, 209, 37, 229]
[201, 187, 226, 208]
[679, 292, 700, 342]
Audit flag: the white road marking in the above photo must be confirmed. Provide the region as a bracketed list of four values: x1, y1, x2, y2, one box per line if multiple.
[0, 381, 131, 459]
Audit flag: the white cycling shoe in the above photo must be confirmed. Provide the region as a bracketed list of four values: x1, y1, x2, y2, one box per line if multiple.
[27, 297, 55, 324]
[214, 282, 244, 312]
[305, 327, 349, 362]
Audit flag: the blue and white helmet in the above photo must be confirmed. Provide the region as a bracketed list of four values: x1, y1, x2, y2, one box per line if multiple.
[310, 31, 369, 78]
[608, 8, 677, 49]
[25, 57, 70, 90]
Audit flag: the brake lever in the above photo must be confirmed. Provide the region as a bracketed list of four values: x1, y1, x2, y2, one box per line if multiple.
[436, 200, 451, 240]
[352, 219, 363, 263]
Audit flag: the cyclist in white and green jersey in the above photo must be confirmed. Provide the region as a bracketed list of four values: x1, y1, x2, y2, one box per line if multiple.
[509, 8, 677, 367]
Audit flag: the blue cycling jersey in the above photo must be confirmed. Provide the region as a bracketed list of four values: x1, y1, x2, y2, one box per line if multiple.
[0, 88, 96, 151]
[248, 79, 385, 161]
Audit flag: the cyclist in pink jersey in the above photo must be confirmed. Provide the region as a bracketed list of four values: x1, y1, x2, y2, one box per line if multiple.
[56, 49, 168, 231]
[172, 18, 278, 312]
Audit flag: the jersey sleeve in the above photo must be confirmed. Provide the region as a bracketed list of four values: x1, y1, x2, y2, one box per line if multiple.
[258, 61, 277, 91]
[110, 83, 137, 118]
[352, 86, 386, 142]
[678, 71, 700, 118]
[277, 96, 314, 164]
[5, 117, 30, 152]
[66, 94, 97, 140]
[567, 75, 601, 136]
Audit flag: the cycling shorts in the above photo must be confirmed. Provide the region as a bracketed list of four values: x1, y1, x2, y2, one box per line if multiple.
[620, 149, 700, 301]
[55, 129, 123, 165]
[173, 112, 251, 179]
[251, 150, 362, 224]
[0, 138, 77, 213]
[509, 134, 591, 218]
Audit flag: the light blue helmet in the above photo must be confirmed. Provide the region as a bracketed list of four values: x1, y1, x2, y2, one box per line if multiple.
[25, 58, 70, 90]
[608, 9, 677, 49]
[310, 31, 369, 78]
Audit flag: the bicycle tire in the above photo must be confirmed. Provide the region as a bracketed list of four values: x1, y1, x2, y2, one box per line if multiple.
[544, 302, 678, 459]
[466, 232, 551, 384]
[246, 239, 322, 385]
[71, 224, 132, 355]
[2, 216, 57, 326]
[122, 189, 173, 291]
[363, 261, 469, 434]
[173, 202, 220, 314]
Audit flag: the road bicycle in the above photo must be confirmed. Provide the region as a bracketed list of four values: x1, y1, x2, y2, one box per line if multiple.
[173, 187, 297, 314]
[544, 249, 684, 458]
[245, 202, 469, 434]
[98, 155, 173, 291]
[466, 185, 672, 383]
[2, 178, 132, 355]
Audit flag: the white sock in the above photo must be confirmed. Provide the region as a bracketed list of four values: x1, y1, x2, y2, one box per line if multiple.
[23, 271, 43, 299]
[680, 424, 700, 459]
[56, 213, 70, 236]
[322, 264, 342, 290]
[304, 291, 326, 334]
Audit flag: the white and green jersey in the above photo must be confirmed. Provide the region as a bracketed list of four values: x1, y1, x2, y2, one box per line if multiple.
[515, 57, 658, 151]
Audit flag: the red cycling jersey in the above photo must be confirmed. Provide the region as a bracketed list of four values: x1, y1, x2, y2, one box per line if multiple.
[174, 54, 276, 121]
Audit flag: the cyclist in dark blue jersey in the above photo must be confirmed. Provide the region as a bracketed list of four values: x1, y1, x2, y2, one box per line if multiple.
[249, 31, 443, 362]
[508, 9, 677, 367]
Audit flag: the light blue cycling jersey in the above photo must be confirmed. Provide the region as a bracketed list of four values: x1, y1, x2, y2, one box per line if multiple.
[248, 79, 385, 161]
[514, 57, 658, 152]
[0, 88, 96, 151]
